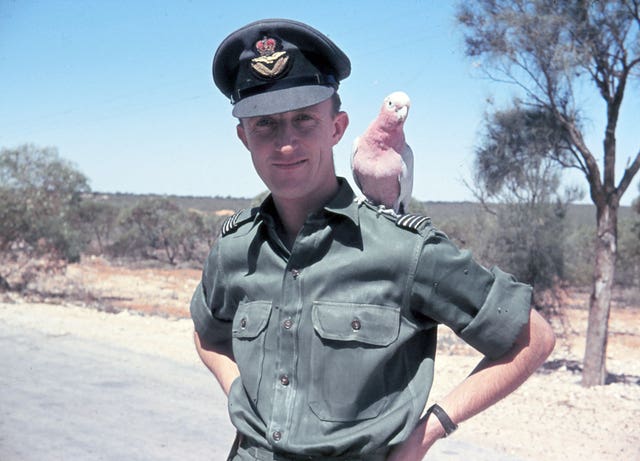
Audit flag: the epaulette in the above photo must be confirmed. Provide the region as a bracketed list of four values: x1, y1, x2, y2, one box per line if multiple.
[359, 199, 431, 233]
[220, 208, 258, 237]
[396, 213, 431, 232]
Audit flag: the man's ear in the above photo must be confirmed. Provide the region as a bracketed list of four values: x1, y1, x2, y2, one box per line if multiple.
[236, 122, 249, 150]
[332, 111, 349, 146]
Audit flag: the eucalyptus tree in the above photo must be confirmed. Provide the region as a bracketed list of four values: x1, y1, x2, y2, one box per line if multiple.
[471, 105, 578, 292]
[0, 144, 90, 289]
[457, 0, 640, 386]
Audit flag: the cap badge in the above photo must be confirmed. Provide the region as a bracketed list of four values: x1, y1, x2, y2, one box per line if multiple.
[250, 37, 290, 79]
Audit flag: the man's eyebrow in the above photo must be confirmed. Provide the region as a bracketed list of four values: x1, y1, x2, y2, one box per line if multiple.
[293, 107, 322, 116]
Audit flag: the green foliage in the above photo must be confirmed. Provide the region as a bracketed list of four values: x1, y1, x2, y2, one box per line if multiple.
[563, 224, 595, 286]
[474, 106, 574, 203]
[616, 218, 640, 287]
[457, 0, 640, 384]
[0, 145, 90, 289]
[497, 203, 567, 289]
[0, 145, 226, 275]
[0, 144, 90, 257]
[470, 105, 578, 291]
[70, 199, 120, 254]
[457, 0, 640, 207]
[1, 142, 633, 299]
[110, 197, 211, 265]
[617, 184, 640, 287]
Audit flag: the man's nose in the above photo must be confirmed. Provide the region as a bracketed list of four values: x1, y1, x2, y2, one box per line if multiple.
[276, 122, 297, 154]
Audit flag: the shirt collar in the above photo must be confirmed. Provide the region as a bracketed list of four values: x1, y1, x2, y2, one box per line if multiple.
[256, 177, 359, 227]
[322, 177, 359, 226]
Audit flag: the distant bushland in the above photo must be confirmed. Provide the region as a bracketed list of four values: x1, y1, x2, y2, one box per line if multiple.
[2, 145, 638, 309]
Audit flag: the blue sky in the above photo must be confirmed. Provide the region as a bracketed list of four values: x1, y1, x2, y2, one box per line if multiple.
[1, 0, 638, 205]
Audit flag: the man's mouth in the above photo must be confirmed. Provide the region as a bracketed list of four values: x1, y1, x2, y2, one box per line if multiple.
[273, 159, 307, 169]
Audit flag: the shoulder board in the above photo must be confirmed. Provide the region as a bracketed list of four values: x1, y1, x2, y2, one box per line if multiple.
[396, 213, 431, 232]
[360, 200, 431, 233]
[220, 208, 258, 237]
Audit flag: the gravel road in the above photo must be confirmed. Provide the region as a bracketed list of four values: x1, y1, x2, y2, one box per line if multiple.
[1, 302, 526, 460]
[0, 312, 234, 460]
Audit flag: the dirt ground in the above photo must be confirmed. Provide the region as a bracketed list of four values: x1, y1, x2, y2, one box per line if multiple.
[3, 257, 639, 460]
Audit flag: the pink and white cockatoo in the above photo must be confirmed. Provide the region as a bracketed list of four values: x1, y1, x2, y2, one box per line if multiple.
[351, 91, 413, 214]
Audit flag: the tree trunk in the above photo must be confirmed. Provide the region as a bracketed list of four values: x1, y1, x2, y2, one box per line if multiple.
[581, 202, 618, 387]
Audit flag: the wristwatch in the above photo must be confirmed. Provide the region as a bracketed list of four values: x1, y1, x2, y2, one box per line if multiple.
[424, 403, 458, 437]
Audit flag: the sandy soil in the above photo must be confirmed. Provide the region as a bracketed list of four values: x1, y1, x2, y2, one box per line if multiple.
[2, 257, 639, 461]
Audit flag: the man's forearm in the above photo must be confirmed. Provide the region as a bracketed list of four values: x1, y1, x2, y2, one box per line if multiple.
[193, 331, 240, 396]
[443, 309, 555, 422]
[389, 309, 556, 460]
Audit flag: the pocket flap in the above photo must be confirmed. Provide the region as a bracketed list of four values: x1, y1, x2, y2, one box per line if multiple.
[312, 301, 400, 346]
[232, 301, 272, 339]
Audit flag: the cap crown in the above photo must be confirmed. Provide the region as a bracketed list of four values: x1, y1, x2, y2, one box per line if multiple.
[213, 18, 350, 117]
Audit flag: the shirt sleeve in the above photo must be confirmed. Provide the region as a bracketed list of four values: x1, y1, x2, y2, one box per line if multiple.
[411, 229, 532, 360]
[189, 241, 233, 353]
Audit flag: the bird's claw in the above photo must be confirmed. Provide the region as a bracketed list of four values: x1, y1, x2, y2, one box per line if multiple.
[376, 205, 398, 217]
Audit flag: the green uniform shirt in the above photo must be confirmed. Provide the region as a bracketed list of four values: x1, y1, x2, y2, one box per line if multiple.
[190, 178, 531, 457]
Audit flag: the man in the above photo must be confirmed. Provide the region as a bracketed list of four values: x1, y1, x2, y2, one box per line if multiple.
[190, 18, 556, 461]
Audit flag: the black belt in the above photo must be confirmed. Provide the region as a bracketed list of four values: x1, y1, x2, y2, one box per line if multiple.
[229, 434, 389, 461]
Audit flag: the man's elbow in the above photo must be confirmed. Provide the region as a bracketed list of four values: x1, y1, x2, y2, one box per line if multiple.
[530, 309, 556, 364]
[194, 329, 234, 360]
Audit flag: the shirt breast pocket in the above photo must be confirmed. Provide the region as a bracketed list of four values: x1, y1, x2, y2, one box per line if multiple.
[232, 300, 272, 403]
[309, 301, 401, 423]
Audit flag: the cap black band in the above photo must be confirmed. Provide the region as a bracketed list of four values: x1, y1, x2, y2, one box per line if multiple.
[232, 74, 338, 104]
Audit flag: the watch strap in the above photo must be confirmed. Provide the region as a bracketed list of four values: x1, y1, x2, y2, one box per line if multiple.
[424, 403, 458, 437]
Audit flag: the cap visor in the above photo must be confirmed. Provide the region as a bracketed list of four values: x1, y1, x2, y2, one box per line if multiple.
[232, 85, 335, 118]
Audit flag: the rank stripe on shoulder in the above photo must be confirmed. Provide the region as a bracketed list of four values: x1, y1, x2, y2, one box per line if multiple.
[221, 213, 240, 236]
[220, 208, 257, 236]
[396, 213, 430, 231]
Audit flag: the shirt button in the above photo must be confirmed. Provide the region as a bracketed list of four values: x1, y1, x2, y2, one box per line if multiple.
[291, 269, 300, 279]
[280, 375, 290, 386]
[351, 319, 361, 331]
[240, 317, 247, 329]
[283, 319, 293, 329]
[272, 431, 282, 442]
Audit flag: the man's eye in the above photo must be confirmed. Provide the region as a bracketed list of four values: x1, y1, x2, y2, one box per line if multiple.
[294, 114, 316, 126]
[255, 118, 275, 128]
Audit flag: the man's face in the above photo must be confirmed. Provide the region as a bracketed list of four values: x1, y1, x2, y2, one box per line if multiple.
[236, 98, 348, 203]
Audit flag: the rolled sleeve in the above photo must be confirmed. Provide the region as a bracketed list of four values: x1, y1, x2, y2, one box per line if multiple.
[189, 281, 230, 347]
[189, 243, 233, 351]
[412, 231, 532, 359]
[459, 267, 531, 359]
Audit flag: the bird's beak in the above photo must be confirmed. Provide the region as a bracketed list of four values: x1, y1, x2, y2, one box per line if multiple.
[397, 106, 408, 121]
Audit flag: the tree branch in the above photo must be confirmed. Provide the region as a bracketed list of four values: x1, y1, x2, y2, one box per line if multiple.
[616, 149, 640, 200]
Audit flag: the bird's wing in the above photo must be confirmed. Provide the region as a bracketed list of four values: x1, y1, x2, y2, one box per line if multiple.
[396, 143, 414, 212]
